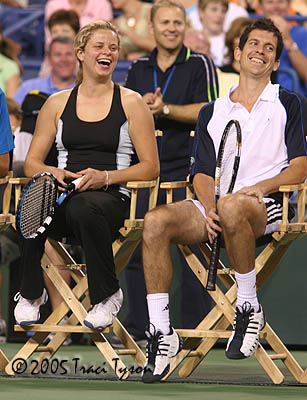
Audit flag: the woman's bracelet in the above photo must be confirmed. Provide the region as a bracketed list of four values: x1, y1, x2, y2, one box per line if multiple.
[103, 170, 109, 191]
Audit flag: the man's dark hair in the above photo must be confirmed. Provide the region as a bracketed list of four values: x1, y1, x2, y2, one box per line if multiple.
[48, 36, 74, 53]
[47, 9, 80, 34]
[239, 18, 284, 61]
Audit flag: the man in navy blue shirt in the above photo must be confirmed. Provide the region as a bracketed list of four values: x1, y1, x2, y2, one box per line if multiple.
[123, 0, 218, 346]
[140, 18, 307, 383]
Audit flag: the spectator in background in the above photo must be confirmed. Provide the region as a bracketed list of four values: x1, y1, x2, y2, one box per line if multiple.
[181, 0, 249, 32]
[44, 0, 113, 50]
[259, 0, 307, 96]
[111, 0, 155, 60]
[184, 28, 239, 96]
[220, 16, 253, 74]
[198, 0, 229, 67]
[0, 0, 23, 7]
[47, 9, 80, 40]
[40, 9, 80, 77]
[0, 25, 21, 98]
[14, 37, 76, 106]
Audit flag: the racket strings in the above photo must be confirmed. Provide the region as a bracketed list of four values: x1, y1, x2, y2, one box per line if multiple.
[19, 178, 57, 237]
[220, 127, 238, 197]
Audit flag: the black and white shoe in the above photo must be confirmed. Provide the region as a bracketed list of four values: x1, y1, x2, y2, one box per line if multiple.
[142, 326, 183, 383]
[226, 302, 266, 359]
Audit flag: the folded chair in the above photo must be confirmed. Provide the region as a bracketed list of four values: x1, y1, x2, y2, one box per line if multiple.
[3, 177, 159, 379]
[159, 179, 307, 384]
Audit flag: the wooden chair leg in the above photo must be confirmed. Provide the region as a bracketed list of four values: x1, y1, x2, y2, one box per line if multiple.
[0, 349, 9, 371]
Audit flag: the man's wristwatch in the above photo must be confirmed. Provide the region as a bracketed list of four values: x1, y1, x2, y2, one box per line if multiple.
[288, 42, 299, 53]
[162, 104, 170, 116]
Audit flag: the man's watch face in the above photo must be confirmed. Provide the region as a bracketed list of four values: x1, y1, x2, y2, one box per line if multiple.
[163, 104, 170, 115]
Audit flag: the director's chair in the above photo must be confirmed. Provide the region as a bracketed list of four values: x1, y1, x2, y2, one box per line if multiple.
[3, 177, 159, 379]
[160, 179, 307, 384]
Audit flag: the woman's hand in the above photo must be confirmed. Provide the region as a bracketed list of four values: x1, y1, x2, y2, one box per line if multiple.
[76, 168, 109, 191]
[51, 168, 82, 189]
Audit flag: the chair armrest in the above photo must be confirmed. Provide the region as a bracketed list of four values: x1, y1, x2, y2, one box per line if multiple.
[0, 175, 10, 184]
[126, 178, 160, 221]
[278, 183, 307, 231]
[160, 181, 190, 189]
[9, 177, 30, 185]
[126, 180, 158, 189]
[160, 179, 194, 204]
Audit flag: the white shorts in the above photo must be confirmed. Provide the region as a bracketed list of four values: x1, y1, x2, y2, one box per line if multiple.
[186, 196, 284, 236]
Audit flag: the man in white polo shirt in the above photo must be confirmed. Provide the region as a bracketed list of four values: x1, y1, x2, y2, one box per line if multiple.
[140, 18, 307, 383]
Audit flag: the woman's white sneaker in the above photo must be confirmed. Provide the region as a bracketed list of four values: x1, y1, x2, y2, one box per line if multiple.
[84, 289, 123, 330]
[14, 289, 48, 325]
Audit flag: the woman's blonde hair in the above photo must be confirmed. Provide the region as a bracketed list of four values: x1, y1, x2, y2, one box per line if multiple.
[74, 20, 120, 85]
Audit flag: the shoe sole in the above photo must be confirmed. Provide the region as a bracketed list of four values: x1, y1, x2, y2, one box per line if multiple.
[18, 320, 39, 326]
[83, 320, 112, 330]
[225, 350, 247, 360]
[142, 364, 170, 384]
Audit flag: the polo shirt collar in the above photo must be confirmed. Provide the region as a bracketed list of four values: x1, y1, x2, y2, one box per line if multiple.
[225, 81, 278, 114]
[148, 45, 190, 70]
[48, 75, 76, 94]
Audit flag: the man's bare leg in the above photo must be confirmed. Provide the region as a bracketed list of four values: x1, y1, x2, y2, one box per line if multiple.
[217, 193, 267, 359]
[141, 200, 208, 383]
[142, 200, 208, 332]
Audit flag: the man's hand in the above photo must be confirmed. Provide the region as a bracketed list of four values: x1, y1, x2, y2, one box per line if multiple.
[206, 208, 222, 244]
[270, 16, 292, 48]
[147, 88, 165, 115]
[142, 92, 156, 106]
[237, 184, 264, 203]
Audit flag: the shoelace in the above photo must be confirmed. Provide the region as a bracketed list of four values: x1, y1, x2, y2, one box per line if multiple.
[14, 292, 21, 302]
[145, 324, 170, 365]
[233, 301, 254, 340]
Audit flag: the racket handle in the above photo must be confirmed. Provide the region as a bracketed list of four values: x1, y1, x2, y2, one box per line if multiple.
[206, 234, 221, 291]
[71, 176, 85, 190]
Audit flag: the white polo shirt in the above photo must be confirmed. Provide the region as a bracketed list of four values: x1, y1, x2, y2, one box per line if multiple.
[191, 82, 307, 196]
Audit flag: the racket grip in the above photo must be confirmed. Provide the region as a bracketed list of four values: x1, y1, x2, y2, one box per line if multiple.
[206, 235, 221, 291]
[71, 176, 85, 190]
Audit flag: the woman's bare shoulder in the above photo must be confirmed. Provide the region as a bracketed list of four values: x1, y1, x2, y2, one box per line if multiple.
[40, 88, 74, 119]
[119, 85, 143, 109]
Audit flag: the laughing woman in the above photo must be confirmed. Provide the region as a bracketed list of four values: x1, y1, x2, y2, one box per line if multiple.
[14, 21, 159, 330]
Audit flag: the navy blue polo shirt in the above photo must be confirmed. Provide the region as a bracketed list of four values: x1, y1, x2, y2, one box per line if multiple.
[125, 45, 218, 180]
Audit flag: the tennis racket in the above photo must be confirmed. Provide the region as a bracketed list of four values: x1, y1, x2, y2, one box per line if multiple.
[206, 119, 242, 291]
[16, 172, 84, 239]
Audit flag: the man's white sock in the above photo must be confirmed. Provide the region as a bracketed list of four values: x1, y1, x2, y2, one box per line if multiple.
[147, 293, 170, 334]
[235, 268, 260, 311]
